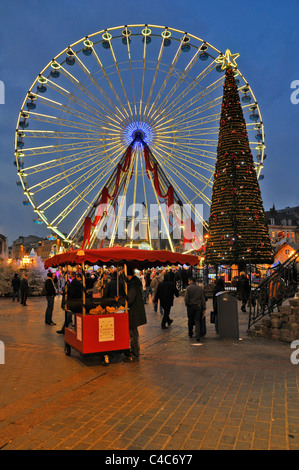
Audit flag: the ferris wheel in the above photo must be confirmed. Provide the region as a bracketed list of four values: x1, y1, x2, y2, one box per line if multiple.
[15, 24, 266, 251]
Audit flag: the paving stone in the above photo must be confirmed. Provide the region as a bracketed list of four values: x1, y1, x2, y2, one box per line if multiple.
[0, 296, 298, 452]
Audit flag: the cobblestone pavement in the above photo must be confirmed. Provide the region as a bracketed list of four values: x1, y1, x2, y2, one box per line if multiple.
[0, 294, 298, 451]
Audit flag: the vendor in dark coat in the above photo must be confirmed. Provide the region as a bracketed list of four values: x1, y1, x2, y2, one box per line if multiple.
[124, 266, 147, 362]
[106, 271, 126, 304]
[67, 272, 83, 313]
[154, 272, 179, 329]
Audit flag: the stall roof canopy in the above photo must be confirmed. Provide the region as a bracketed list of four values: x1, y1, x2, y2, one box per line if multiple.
[44, 247, 199, 269]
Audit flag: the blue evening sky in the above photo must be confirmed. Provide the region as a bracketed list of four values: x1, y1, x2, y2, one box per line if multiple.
[0, 0, 298, 244]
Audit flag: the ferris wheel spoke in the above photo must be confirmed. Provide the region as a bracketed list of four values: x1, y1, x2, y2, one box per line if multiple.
[20, 140, 110, 158]
[153, 148, 212, 207]
[23, 147, 107, 176]
[154, 98, 222, 132]
[155, 146, 213, 188]
[128, 152, 139, 245]
[27, 153, 108, 193]
[153, 142, 215, 173]
[122, 27, 138, 119]
[28, 111, 110, 133]
[147, 171, 175, 252]
[152, 74, 223, 127]
[108, 150, 137, 247]
[138, 34, 148, 122]
[52, 63, 125, 124]
[153, 151, 209, 227]
[146, 37, 183, 121]
[154, 106, 221, 132]
[148, 48, 214, 124]
[68, 47, 130, 121]
[40, 74, 115, 123]
[31, 89, 122, 131]
[91, 41, 135, 123]
[105, 39, 134, 122]
[48, 160, 121, 226]
[142, 37, 166, 122]
[158, 127, 220, 139]
[37, 155, 119, 212]
[139, 154, 152, 247]
[67, 174, 121, 241]
[153, 142, 216, 166]
[22, 129, 111, 141]
[159, 61, 220, 116]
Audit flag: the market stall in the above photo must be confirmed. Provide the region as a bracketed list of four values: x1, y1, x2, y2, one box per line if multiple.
[44, 247, 199, 363]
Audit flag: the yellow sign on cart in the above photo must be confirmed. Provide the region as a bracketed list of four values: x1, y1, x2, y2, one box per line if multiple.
[99, 317, 115, 342]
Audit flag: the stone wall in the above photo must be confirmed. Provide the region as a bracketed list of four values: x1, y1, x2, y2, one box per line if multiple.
[249, 299, 299, 343]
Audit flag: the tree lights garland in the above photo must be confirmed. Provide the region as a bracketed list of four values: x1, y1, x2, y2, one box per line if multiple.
[205, 67, 273, 266]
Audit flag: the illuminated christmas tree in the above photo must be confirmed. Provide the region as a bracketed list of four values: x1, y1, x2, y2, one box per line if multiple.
[205, 54, 273, 268]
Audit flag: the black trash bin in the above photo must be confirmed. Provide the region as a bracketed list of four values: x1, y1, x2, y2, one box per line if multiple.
[216, 291, 239, 340]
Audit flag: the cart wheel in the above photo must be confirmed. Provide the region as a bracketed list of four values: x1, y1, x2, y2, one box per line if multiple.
[102, 354, 109, 366]
[64, 343, 71, 356]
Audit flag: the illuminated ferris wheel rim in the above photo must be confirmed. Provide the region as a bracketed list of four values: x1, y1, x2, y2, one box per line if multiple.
[15, 24, 266, 246]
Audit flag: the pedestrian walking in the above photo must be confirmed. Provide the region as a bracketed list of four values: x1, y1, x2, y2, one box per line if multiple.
[185, 277, 206, 341]
[154, 272, 179, 329]
[212, 277, 225, 334]
[20, 274, 29, 306]
[12, 273, 21, 302]
[144, 270, 152, 303]
[45, 272, 56, 325]
[124, 266, 147, 362]
[150, 270, 164, 314]
[236, 272, 250, 312]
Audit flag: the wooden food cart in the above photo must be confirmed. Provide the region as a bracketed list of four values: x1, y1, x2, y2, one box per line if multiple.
[44, 247, 199, 364]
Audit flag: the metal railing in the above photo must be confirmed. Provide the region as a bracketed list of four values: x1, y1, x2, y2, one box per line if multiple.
[248, 250, 299, 329]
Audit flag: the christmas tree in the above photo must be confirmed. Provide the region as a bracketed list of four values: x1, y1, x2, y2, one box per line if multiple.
[205, 56, 273, 268]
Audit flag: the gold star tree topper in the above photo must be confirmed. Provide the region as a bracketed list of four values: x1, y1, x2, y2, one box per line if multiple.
[216, 49, 240, 70]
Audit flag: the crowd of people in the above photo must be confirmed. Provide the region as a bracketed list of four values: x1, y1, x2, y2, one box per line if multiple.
[10, 265, 290, 363]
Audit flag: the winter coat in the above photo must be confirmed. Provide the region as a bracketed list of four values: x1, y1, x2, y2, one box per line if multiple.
[20, 278, 29, 293]
[12, 275, 21, 291]
[150, 275, 163, 298]
[45, 277, 56, 297]
[106, 278, 126, 299]
[154, 280, 179, 309]
[185, 283, 206, 310]
[236, 276, 250, 302]
[68, 278, 83, 299]
[127, 276, 147, 329]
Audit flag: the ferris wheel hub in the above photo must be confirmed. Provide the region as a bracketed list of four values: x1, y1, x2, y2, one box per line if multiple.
[132, 129, 145, 142]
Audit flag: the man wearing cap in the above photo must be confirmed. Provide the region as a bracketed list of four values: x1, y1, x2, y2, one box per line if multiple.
[184, 277, 206, 341]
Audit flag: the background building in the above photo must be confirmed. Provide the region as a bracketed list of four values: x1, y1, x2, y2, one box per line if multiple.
[265, 204, 299, 246]
[0, 234, 8, 259]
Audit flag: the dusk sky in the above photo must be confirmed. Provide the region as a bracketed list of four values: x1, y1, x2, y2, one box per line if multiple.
[0, 0, 298, 245]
